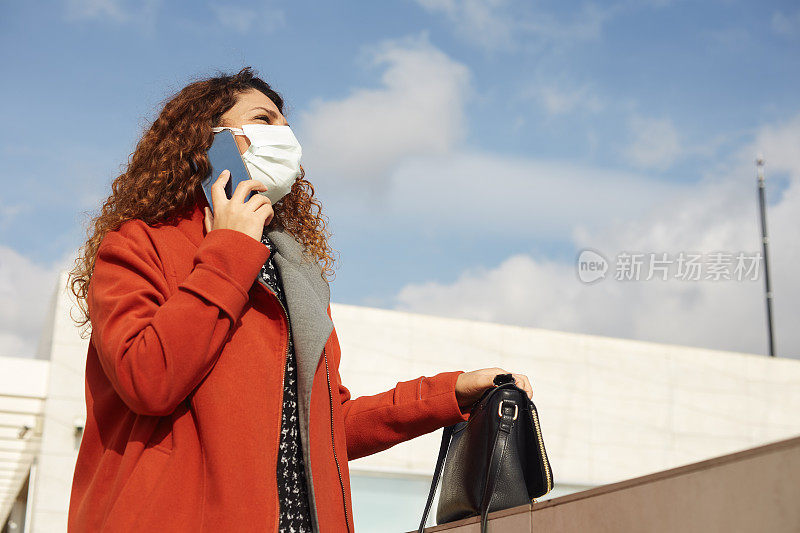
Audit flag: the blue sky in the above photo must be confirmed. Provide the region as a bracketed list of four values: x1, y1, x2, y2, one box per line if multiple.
[1, 0, 799, 359]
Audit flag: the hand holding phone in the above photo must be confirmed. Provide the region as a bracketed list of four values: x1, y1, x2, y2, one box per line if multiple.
[203, 170, 274, 242]
[201, 129, 261, 214]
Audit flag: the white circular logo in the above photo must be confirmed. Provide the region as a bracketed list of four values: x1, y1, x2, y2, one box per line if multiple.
[576, 249, 608, 284]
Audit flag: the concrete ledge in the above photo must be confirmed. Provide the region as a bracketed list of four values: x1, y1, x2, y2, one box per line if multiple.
[413, 434, 800, 532]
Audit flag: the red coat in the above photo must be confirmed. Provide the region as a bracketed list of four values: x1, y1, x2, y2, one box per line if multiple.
[68, 197, 469, 532]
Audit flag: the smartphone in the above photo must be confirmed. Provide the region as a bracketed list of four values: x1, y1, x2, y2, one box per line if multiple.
[201, 129, 254, 214]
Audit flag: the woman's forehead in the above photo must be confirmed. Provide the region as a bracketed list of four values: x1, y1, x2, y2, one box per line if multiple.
[235, 89, 279, 112]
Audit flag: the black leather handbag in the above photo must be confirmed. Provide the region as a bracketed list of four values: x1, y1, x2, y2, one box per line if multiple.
[417, 374, 553, 533]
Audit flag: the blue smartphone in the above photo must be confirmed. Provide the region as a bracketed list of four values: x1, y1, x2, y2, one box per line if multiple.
[201, 129, 254, 214]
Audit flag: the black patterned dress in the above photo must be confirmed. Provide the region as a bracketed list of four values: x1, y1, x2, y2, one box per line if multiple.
[257, 229, 314, 533]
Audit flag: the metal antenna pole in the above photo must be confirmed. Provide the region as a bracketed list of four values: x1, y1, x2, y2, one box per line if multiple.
[756, 155, 776, 357]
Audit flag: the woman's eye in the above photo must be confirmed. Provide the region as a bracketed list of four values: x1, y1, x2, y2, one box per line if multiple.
[256, 115, 273, 124]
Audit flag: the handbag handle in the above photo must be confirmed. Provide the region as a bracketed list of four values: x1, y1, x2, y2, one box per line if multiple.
[417, 400, 518, 533]
[417, 424, 453, 533]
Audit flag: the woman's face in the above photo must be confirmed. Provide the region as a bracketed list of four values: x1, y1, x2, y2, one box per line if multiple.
[218, 88, 288, 155]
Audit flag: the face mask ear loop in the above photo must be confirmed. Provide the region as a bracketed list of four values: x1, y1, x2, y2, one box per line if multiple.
[211, 126, 246, 136]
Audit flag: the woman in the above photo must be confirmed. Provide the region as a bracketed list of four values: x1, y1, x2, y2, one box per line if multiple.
[67, 67, 534, 532]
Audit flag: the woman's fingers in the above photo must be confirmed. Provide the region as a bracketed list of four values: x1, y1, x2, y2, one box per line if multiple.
[245, 191, 271, 212]
[489, 367, 533, 398]
[254, 201, 275, 225]
[456, 368, 535, 409]
[210, 169, 231, 209]
[512, 373, 533, 399]
[205, 174, 274, 241]
[231, 178, 268, 205]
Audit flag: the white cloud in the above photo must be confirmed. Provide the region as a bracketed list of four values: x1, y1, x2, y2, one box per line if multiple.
[0, 203, 31, 232]
[396, 254, 583, 329]
[414, 0, 517, 50]
[516, 3, 615, 49]
[298, 33, 471, 188]
[772, 10, 800, 37]
[756, 114, 800, 172]
[624, 115, 682, 170]
[65, 0, 128, 21]
[64, 0, 161, 30]
[413, 0, 619, 51]
[0, 245, 76, 358]
[392, 114, 800, 358]
[210, 2, 285, 33]
[383, 152, 685, 240]
[622, 115, 746, 172]
[531, 83, 604, 116]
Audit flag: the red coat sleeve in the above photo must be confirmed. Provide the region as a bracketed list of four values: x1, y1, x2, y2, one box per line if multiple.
[88, 222, 269, 416]
[325, 306, 470, 460]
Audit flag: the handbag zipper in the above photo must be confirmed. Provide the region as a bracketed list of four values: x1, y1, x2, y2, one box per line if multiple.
[255, 278, 288, 531]
[529, 405, 552, 498]
[464, 388, 554, 500]
[324, 348, 351, 533]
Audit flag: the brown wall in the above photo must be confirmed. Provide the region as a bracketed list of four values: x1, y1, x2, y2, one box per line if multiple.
[415, 434, 800, 533]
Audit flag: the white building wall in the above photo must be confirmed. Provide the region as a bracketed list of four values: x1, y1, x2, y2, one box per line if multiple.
[29, 272, 88, 533]
[332, 303, 800, 486]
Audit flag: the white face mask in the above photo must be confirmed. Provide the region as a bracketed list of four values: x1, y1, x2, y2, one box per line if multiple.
[211, 123, 302, 204]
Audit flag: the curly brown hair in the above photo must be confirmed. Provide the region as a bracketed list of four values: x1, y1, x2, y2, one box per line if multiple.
[68, 67, 337, 336]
